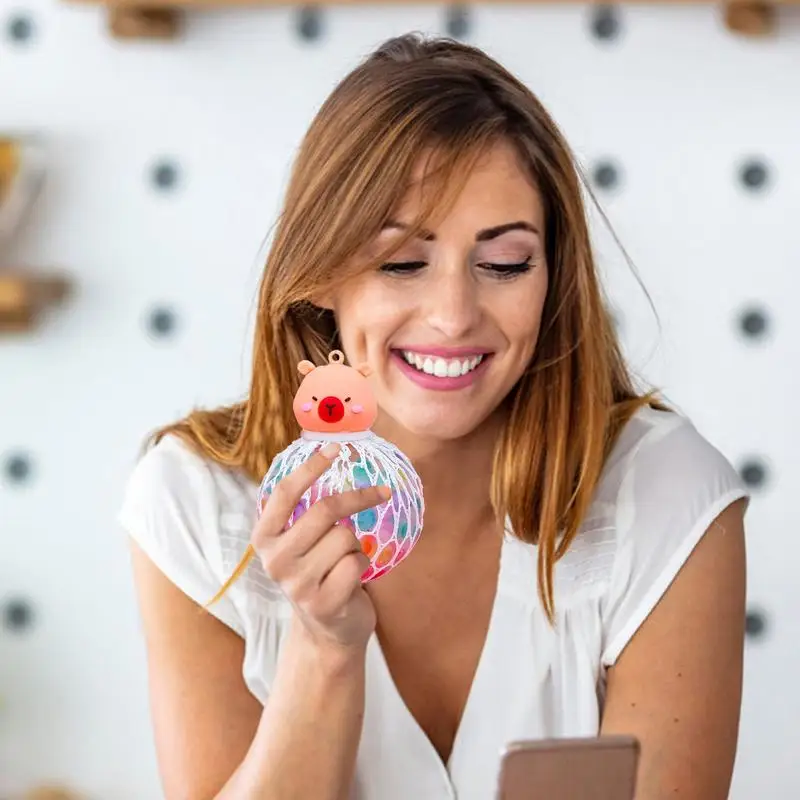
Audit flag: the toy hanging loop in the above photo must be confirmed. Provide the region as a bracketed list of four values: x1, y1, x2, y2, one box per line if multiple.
[328, 350, 344, 364]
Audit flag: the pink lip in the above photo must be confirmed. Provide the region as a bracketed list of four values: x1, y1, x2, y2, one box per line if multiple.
[390, 350, 492, 391]
[392, 345, 493, 358]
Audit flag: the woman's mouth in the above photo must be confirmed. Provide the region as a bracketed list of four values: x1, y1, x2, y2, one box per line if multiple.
[389, 348, 493, 391]
[399, 350, 485, 378]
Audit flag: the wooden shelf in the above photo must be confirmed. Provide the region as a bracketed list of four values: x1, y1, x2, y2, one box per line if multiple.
[0, 137, 45, 242]
[23, 788, 84, 800]
[0, 137, 70, 335]
[0, 270, 73, 333]
[64, 0, 798, 40]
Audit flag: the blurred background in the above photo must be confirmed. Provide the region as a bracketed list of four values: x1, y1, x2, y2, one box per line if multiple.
[1, 1, 798, 798]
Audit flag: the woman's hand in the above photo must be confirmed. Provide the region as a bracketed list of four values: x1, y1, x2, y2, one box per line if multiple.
[252, 442, 388, 657]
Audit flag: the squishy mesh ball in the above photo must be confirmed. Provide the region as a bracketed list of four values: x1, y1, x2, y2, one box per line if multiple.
[258, 432, 424, 582]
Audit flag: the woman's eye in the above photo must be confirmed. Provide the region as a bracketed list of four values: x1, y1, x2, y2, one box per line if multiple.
[379, 259, 535, 277]
[379, 261, 427, 275]
[479, 259, 534, 278]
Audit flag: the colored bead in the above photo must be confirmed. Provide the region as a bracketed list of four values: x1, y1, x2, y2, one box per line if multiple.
[356, 507, 378, 532]
[376, 506, 395, 545]
[352, 465, 372, 488]
[376, 542, 396, 568]
[360, 534, 378, 558]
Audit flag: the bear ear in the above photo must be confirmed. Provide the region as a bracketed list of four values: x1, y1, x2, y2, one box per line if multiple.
[297, 360, 317, 376]
[356, 362, 372, 378]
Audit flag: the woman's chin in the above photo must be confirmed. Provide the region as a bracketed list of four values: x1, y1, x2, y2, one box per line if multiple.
[384, 411, 487, 447]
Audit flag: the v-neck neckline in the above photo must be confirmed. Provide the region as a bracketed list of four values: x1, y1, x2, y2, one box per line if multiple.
[367, 530, 509, 784]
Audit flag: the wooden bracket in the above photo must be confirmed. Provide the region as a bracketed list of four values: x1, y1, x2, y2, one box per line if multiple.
[63, 1, 799, 41]
[0, 271, 73, 333]
[724, 1, 775, 35]
[23, 789, 84, 800]
[108, 5, 183, 39]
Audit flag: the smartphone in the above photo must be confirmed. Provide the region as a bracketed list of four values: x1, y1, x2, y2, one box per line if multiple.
[496, 735, 640, 800]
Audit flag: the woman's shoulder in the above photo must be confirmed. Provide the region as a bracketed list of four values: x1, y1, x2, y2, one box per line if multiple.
[601, 405, 745, 511]
[605, 405, 704, 473]
[121, 433, 264, 548]
[124, 433, 258, 514]
[583, 405, 748, 664]
[118, 433, 279, 638]
[536, 406, 748, 611]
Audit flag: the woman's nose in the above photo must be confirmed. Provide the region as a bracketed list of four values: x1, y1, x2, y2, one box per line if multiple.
[423, 272, 481, 339]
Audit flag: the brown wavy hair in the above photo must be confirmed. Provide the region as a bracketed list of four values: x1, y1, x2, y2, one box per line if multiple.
[147, 33, 665, 622]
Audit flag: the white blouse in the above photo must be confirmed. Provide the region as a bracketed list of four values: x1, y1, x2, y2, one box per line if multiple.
[118, 406, 748, 800]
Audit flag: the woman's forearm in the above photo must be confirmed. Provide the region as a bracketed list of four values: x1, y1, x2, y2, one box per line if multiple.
[217, 620, 366, 800]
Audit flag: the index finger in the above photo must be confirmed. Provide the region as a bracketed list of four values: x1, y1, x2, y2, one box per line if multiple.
[258, 442, 343, 536]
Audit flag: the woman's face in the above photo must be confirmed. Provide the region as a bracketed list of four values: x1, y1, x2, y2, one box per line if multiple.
[327, 140, 549, 443]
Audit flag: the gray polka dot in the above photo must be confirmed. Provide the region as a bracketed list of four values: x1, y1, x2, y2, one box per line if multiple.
[739, 159, 770, 191]
[590, 5, 622, 41]
[739, 458, 768, 490]
[151, 160, 180, 191]
[7, 13, 34, 43]
[592, 160, 621, 190]
[4, 598, 34, 632]
[4, 452, 32, 484]
[738, 306, 770, 341]
[445, 6, 471, 40]
[745, 608, 767, 639]
[147, 306, 178, 339]
[297, 7, 323, 41]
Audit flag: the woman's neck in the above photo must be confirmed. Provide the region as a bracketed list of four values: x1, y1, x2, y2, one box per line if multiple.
[373, 410, 504, 545]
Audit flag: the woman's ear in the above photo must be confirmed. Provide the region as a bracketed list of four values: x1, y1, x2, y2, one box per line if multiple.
[297, 360, 316, 376]
[310, 291, 335, 312]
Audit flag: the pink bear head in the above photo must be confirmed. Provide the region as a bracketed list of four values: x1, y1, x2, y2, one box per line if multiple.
[292, 350, 378, 433]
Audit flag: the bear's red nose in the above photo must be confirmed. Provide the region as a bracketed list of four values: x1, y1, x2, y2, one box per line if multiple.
[318, 396, 345, 423]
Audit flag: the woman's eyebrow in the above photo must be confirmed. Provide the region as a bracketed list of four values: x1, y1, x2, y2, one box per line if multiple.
[381, 220, 540, 241]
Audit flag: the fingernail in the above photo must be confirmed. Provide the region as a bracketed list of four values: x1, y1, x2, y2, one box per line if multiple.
[320, 443, 341, 459]
[377, 485, 392, 500]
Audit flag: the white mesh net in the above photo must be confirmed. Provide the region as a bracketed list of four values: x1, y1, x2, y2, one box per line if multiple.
[258, 431, 424, 581]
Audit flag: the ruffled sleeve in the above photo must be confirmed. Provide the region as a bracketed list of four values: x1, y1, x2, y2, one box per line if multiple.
[118, 435, 246, 637]
[600, 415, 749, 666]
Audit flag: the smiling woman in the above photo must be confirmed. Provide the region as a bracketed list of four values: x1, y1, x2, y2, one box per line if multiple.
[118, 32, 748, 800]
[319, 141, 550, 443]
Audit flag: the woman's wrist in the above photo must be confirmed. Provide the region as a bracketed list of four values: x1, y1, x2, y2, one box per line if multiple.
[230, 615, 368, 800]
[285, 615, 369, 678]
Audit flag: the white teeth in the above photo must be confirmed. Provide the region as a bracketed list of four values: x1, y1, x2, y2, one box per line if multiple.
[433, 359, 448, 377]
[401, 351, 485, 378]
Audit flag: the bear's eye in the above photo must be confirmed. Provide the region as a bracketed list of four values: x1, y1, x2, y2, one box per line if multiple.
[344, 397, 351, 403]
[312, 396, 318, 401]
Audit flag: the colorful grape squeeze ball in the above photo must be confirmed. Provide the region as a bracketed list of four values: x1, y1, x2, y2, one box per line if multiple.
[258, 350, 424, 582]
